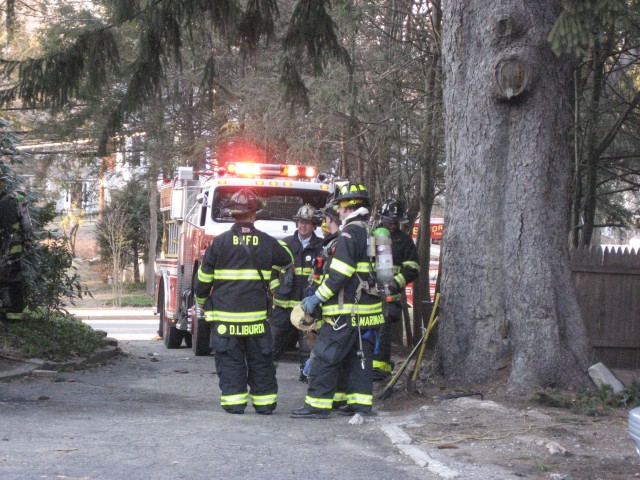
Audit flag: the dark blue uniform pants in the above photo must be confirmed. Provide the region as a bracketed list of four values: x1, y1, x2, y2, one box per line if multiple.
[305, 319, 375, 413]
[210, 326, 278, 414]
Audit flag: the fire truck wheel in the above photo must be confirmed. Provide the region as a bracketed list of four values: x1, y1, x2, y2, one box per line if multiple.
[161, 306, 183, 349]
[184, 332, 192, 348]
[164, 323, 184, 349]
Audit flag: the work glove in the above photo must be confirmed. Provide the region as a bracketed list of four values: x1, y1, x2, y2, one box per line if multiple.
[301, 295, 322, 314]
[388, 280, 402, 295]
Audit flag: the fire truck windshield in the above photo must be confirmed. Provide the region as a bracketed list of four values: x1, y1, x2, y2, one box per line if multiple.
[212, 186, 329, 222]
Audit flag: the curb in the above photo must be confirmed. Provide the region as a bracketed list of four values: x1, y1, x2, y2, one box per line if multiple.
[0, 341, 121, 382]
[379, 423, 461, 478]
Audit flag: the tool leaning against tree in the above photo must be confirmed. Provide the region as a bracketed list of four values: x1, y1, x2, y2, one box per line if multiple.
[377, 292, 441, 401]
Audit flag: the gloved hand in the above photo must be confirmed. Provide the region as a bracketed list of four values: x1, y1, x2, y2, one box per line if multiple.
[388, 280, 401, 295]
[301, 295, 322, 314]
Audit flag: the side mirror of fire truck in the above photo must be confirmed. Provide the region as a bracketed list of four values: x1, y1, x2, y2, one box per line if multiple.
[170, 188, 185, 220]
[196, 192, 207, 205]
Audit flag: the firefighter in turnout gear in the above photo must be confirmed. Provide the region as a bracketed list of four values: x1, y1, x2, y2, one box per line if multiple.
[0, 174, 32, 322]
[313, 198, 350, 410]
[291, 182, 383, 419]
[372, 198, 420, 381]
[295, 196, 346, 402]
[270, 204, 323, 383]
[194, 188, 293, 415]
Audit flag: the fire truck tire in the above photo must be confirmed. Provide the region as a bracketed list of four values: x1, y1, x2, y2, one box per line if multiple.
[161, 306, 184, 349]
[184, 332, 192, 348]
[192, 317, 212, 356]
[164, 323, 183, 349]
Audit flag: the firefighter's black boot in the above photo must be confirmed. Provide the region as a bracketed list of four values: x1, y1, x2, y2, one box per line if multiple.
[255, 404, 276, 415]
[337, 405, 375, 417]
[290, 405, 330, 419]
[223, 407, 245, 415]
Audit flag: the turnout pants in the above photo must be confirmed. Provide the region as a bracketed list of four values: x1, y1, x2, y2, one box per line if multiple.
[304, 319, 375, 413]
[373, 302, 402, 375]
[0, 280, 25, 321]
[210, 325, 278, 414]
[270, 305, 310, 368]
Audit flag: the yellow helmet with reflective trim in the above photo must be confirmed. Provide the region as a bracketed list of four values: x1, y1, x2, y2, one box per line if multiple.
[333, 181, 370, 207]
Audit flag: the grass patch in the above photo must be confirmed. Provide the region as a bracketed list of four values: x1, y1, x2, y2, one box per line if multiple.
[536, 461, 551, 472]
[555, 416, 588, 425]
[0, 311, 107, 361]
[105, 294, 153, 307]
[121, 282, 147, 293]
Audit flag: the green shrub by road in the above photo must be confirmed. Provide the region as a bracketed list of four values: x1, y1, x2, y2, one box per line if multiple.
[0, 312, 107, 361]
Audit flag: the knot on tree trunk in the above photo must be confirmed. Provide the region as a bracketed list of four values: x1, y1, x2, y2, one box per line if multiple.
[495, 56, 531, 101]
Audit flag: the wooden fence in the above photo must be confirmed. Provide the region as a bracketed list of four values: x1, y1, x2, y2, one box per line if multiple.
[571, 247, 640, 369]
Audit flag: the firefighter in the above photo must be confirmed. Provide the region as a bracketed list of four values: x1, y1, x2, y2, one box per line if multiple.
[0, 175, 31, 322]
[291, 181, 383, 419]
[296, 197, 345, 395]
[314, 199, 349, 410]
[270, 204, 323, 383]
[194, 188, 293, 415]
[372, 198, 420, 381]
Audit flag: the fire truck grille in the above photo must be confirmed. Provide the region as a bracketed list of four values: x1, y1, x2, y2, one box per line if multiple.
[268, 202, 301, 220]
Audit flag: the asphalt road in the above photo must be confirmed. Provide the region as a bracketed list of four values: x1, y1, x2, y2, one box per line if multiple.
[74, 307, 159, 340]
[83, 319, 158, 340]
[0, 338, 439, 480]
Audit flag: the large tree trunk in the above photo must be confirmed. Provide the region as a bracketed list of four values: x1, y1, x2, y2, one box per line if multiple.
[146, 176, 158, 297]
[439, 0, 592, 392]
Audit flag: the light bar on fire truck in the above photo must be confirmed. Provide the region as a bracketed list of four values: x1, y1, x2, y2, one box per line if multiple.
[224, 162, 317, 179]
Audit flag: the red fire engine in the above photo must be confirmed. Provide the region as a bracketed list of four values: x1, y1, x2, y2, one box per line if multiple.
[154, 161, 333, 355]
[405, 214, 444, 305]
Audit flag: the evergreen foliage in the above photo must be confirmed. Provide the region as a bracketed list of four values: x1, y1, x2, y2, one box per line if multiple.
[550, 0, 640, 244]
[1, 154, 83, 315]
[280, 0, 353, 114]
[0, 27, 120, 112]
[550, 0, 631, 56]
[0, 0, 350, 156]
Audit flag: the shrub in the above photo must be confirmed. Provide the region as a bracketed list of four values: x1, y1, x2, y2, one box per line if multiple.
[1, 311, 107, 360]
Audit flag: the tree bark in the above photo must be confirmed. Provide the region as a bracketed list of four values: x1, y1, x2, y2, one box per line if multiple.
[439, 0, 592, 392]
[146, 176, 158, 297]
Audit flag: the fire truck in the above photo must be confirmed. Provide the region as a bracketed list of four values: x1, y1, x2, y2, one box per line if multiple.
[405, 214, 444, 305]
[154, 161, 333, 355]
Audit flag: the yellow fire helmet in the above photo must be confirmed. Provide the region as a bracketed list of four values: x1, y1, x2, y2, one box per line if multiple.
[290, 304, 316, 332]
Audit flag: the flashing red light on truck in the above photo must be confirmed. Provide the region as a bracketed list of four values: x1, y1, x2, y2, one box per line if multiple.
[224, 162, 317, 179]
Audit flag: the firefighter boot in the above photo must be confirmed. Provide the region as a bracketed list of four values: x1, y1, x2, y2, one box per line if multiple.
[337, 405, 375, 417]
[372, 368, 391, 382]
[290, 405, 330, 419]
[223, 407, 245, 415]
